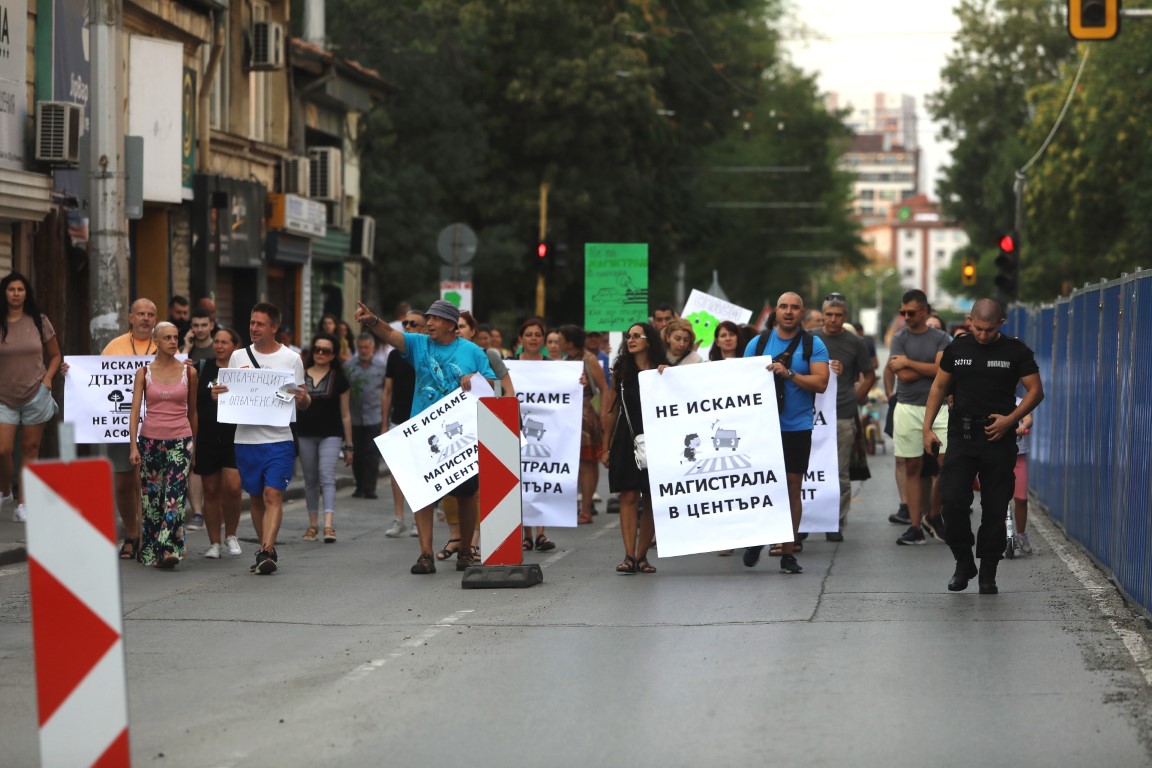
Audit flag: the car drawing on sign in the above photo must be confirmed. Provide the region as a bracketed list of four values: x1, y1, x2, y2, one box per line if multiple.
[445, 421, 463, 438]
[523, 418, 546, 440]
[712, 428, 740, 451]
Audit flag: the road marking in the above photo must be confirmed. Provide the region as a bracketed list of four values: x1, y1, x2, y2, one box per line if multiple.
[0, 564, 27, 579]
[342, 609, 475, 683]
[1033, 513, 1152, 688]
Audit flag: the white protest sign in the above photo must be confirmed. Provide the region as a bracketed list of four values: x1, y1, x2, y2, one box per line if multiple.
[216, 368, 298, 427]
[680, 289, 754, 357]
[798, 376, 840, 533]
[505, 360, 583, 527]
[638, 358, 793, 557]
[63, 356, 145, 443]
[374, 376, 494, 510]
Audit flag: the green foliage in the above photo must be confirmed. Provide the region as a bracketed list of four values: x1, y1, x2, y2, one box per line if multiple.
[326, 0, 858, 321]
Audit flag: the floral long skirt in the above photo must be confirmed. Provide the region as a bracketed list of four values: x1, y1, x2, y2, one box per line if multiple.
[138, 436, 192, 566]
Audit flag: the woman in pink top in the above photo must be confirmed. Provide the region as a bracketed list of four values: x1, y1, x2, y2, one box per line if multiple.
[128, 322, 198, 569]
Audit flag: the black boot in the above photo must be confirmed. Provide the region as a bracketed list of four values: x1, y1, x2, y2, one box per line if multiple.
[948, 559, 978, 592]
[978, 557, 1000, 594]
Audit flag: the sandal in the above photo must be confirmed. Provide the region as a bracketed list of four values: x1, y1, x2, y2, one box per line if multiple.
[616, 555, 637, 574]
[577, 514, 593, 525]
[323, 527, 337, 543]
[303, 526, 319, 541]
[522, 536, 534, 551]
[534, 534, 556, 552]
[793, 541, 803, 553]
[157, 553, 180, 570]
[435, 538, 461, 561]
[119, 538, 139, 560]
[768, 543, 784, 557]
[636, 557, 657, 574]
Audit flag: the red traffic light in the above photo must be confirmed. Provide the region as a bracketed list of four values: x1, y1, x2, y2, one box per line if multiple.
[999, 234, 1017, 253]
[537, 242, 548, 259]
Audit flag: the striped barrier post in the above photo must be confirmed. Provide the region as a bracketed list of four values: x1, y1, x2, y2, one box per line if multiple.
[23, 459, 131, 767]
[466, 397, 542, 587]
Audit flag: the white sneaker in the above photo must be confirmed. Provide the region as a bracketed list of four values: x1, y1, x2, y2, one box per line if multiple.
[409, 520, 419, 537]
[12, 503, 27, 523]
[384, 519, 406, 538]
[225, 535, 242, 557]
[1017, 531, 1033, 555]
[204, 543, 221, 559]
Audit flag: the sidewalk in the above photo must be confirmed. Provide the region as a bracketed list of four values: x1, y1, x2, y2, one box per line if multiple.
[0, 459, 371, 567]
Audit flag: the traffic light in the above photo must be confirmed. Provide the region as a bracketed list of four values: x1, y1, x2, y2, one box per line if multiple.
[995, 232, 1020, 298]
[1068, 0, 1120, 41]
[961, 256, 977, 287]
[535, 239, 553, 274]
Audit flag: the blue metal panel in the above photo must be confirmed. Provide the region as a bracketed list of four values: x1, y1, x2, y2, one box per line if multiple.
[1094, 284, 1121, 567]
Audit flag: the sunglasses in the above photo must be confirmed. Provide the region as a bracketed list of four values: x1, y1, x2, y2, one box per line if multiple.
[626, 333, 646, 340]
[312, 346, 334, 354]
[402, 320, 423, 328]
[899, 309, 920, 318]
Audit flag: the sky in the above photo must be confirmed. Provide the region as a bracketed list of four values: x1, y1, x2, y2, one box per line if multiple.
[781, 1, 963, 199]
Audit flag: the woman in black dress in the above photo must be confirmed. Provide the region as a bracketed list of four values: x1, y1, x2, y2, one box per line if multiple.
[601, 322, 666, 574]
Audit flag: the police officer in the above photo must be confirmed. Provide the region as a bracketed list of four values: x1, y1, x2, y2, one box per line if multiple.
[922, 299, 1044, 594]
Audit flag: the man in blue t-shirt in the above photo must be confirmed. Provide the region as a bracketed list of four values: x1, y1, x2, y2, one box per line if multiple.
[742, 292, 830, 575]
[356, 299, 497, 575]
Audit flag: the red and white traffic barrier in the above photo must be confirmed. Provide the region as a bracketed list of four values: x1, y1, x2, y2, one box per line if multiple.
[477, 397, 523, 566]
[24, 459, 131, 767]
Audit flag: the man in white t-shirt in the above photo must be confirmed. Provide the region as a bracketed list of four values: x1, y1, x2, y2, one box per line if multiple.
[215, 302, 310, 575]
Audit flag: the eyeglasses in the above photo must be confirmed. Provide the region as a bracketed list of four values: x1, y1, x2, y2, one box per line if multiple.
[899, 309, 920, 318]
[312, 346, 334, 354]
[825, 293, 846, 302]
[626, 333, 646, 340]
[402, 320, 423, 328]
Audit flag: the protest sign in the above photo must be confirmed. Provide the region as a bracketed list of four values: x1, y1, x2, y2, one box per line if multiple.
[798, 377, 841, 533]
[504, 360, 582, 527]
[63, 356, 145, 443]
[680, 289, 754, 356]
[374, 376, 494, 511]
[638, 358, 793, 557]
[216, 367, 299, 427]
[584, 243, 649, 331]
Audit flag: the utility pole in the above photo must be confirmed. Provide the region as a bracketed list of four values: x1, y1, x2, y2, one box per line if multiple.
[535, 183, 548, 318]
[87, 0, 128, 352]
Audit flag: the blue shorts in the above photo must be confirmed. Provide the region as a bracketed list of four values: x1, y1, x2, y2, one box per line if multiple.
[235, 442, 296, 496]
[0, 384, 58, 426]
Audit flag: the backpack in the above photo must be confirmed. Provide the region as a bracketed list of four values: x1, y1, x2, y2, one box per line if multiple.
[752, 328, 814, 362]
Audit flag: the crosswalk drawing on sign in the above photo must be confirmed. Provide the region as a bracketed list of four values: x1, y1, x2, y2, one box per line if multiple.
[684, 454, 754, 475]
[521, 442, 552, 458]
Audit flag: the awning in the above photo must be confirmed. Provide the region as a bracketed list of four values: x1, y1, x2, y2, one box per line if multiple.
[267, 231, 311, 265]
[311, 229, 351, 264]
[0, 170, 53, 223]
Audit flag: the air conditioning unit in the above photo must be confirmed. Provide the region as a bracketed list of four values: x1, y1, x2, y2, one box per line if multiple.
[326, 201, 345, 230]
[350, 216, 376, 259]
[281, 156, 310, 197]
[308, 147, 342, 201]
[35, 101, 83, 166]
[250, 21, 285, 71]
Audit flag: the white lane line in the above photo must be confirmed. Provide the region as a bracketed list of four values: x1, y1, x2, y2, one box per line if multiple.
[342, 609, 475, 683]
[0, 564, 27, 579]
[1033, 514, 1152, 687]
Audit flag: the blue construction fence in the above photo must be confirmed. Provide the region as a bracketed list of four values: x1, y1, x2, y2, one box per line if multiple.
[1005, 271, 1152, 618]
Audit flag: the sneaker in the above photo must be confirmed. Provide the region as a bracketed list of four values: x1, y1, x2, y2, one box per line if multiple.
[12, 503, 27, 523]
[225, 535, 243, 557]
[204, 543, 221, 559]
[825, 531, 844, 542]
[410, 553, 436, 575]
[1017, 531, 1033, 555]
[384, 519, 406, 538]
[779, 554, 803, 574]
[254, 549, 278, 575]
[888, 504, 911, 525]
[896, 525, 926, 545]
[922, 515, 946, 542]
[409, 521, 419, 537]
[186, 514, 205, 531]
[742, 545, 764, 568]
[606, 496, 621, 514]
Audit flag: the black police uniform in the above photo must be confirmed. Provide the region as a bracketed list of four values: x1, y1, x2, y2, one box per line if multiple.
[938, 333, 1039, 563]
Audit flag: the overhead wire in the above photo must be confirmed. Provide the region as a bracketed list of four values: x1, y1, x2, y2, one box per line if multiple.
[1018, 46, 1090, 175]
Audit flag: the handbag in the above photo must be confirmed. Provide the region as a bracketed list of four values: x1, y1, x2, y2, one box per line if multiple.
[620, 382, 647, 470]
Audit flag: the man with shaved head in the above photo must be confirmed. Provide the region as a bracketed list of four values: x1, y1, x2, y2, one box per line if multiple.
[923, 298, 1043, 594]
[742, 291, 830, 575]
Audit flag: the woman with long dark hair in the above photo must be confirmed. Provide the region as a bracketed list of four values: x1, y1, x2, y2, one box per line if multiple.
[708, 320, 744, 361]
[297, 332, 353, 543]
[0, 272, 62, 523]
[195, 327, 244, 559]
[601, 322, 666, 573]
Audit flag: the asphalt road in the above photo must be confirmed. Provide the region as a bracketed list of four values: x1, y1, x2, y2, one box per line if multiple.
[1, 449, 1151, 768]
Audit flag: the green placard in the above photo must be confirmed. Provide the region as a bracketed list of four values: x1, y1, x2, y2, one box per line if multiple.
[584, 243, 649, 331]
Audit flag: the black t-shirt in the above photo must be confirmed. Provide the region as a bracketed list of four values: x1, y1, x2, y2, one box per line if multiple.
[297, 367, 350, 438]
[939, 333, 1038, 425]
[194, 359, 236, 446]
[385, 349, 416, 424]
